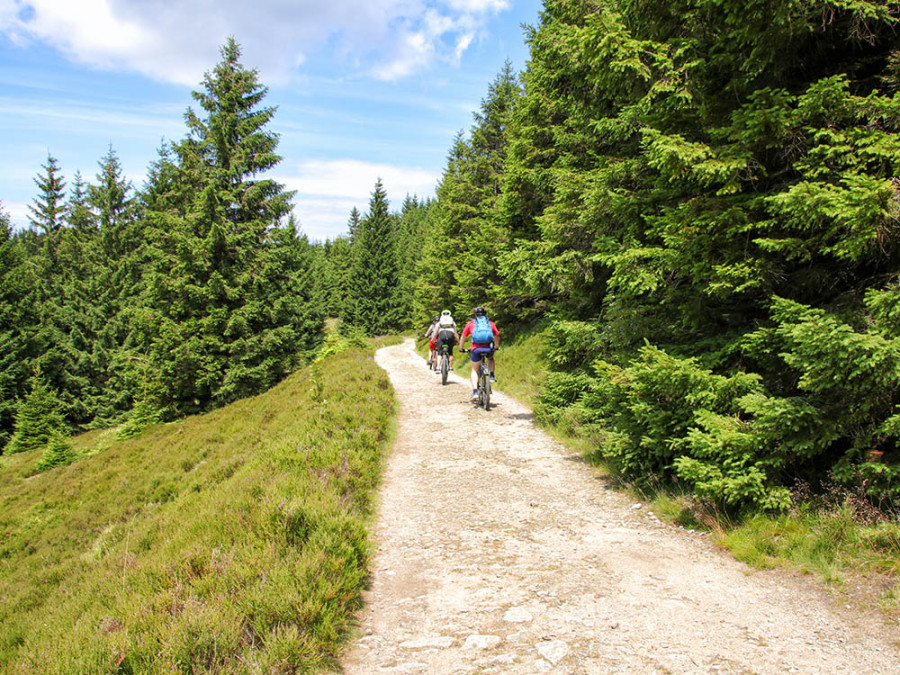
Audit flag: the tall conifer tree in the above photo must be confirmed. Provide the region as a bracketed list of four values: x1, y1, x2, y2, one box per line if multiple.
[417, 64, 522, 321]
[341, 179, 404, 333]
[28, 153, 66, 236]
[140, 38, 322, 414]
[0, 206, 32, 451]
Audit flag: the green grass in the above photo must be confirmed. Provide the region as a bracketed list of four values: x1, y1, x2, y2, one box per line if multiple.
[716, 503, 900, 583]
[0, 344, 395, 673]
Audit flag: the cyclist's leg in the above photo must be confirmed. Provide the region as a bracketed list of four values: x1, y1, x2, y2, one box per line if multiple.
[470, 350, 481, 396]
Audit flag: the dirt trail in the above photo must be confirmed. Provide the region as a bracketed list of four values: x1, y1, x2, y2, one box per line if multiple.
[341, 339, 899, 673]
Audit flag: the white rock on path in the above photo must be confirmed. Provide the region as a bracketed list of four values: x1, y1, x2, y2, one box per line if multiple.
[503, 606, 534, 623]
[535, 640, 569, 665]
[464, 634, 502, 650]
[399, 636, 455, 649]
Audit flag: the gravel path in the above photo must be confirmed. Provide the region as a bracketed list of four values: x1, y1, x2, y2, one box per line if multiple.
[341, 339, 900, 673]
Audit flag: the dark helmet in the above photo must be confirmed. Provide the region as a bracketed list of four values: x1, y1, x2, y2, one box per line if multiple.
[433, 316, 440, 322]
[474, 306, 486, 317]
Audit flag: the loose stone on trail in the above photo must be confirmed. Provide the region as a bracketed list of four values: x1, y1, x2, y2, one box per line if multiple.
[399, 636, 455, 649]
[463, 634, 501, 650]
[536, 640, 569, 665]
[503, 607, 534, 623]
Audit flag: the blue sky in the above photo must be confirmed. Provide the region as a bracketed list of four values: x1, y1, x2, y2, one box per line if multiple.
[0, 0, 543, 241]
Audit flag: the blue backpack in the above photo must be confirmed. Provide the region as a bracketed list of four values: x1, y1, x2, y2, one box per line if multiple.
[472, 315, 493, 343]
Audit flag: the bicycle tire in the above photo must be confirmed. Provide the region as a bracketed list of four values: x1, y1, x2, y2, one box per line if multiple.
[481, 364, 491, 411]
[441, 352, 449, 384]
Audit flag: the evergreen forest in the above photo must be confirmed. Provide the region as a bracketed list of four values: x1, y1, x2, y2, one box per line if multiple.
[4, 0, 900, 517]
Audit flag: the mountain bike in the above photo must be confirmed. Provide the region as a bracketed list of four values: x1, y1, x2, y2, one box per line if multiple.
[438, 343, 451, 385]
[461, 348, 492, 410]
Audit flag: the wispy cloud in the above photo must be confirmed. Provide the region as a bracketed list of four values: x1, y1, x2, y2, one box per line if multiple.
[279, 158, 439, 240]
[0, 97, 184, 135]
[0, 199, 28, 230]
[0, 0, 513, 85]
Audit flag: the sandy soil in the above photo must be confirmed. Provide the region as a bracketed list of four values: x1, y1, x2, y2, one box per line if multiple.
[341, 339, 900, 673]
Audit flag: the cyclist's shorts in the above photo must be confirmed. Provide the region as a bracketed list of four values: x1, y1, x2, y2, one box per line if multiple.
[470, 346, 494, 363]
[437, 332, 456, 352]
[429, 337, 438, 349]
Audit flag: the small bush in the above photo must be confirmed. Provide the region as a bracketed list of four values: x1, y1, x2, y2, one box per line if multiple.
[34, 433, 76, 473]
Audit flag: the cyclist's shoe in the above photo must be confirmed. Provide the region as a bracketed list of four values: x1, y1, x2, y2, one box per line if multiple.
[490, 374, 497, 383]
[470, 389, 479, 400]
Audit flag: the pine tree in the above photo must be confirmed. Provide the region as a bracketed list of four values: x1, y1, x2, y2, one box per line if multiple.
[395, 196, 429, 325]
[28, 153, 67, 236]
[67, 171, 96, 232]
[34, 432, 76, 472]
[6, 372, 68, 454]
[316, 236, 355, 318]
[347, 207, 362, 243]
[417, 64, 522, 322]
[341, 179, 404, 333]
[0, 206, 34, 451]
[139, 38, 323, 414]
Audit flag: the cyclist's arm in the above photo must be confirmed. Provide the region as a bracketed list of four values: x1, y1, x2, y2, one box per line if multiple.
[459, 323, 472, 350]
[491, 322, 500, 349]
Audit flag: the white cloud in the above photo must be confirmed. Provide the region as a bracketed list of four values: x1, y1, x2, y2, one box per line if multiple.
[0, 96, 183, 135]
[0, 0, 512, 85]
[446, 0, 509, 11]
[454, 31, 474, 61]
[1, 199, 29, 231]
[279, 158, 439, 240]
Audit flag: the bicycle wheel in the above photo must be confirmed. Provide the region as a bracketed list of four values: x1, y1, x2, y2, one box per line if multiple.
[480, 364, 491, 411]
[441, 353, 449, 384]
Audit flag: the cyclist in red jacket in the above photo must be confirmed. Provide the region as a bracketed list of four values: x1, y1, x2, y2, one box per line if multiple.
[459, 306, 499, 400]
[424, 316, 440, 368]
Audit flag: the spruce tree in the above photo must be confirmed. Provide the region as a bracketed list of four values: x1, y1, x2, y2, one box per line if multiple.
[0, 206, 33, 451]
[6, 372, 68, 454]
[28, 153, 67, 236]
[484, 0, 900, 506]
[139, 38, 323, 414]
[89, 145, 136, 258]
[341, 179, 404, 333]
[417, 64, 522, 322]
[316, 236, 354, 318]
[67, 171, 96, 232]
[347, 207, 362, 243]
[396, 195, 429, 325]
[34, 432, 76, 472]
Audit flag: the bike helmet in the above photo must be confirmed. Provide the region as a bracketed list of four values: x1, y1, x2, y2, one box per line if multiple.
[474, 306, 486, 316]
[433, 316, 439, 322]
[441, 309, 451, 316]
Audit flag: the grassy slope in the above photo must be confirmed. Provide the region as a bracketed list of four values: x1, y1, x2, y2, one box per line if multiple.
[0, 342, 396, 673]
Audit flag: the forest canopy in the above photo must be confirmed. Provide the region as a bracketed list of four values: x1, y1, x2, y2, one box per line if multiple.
[415, 0, 900, 510]
[5, 1, 900, 514]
